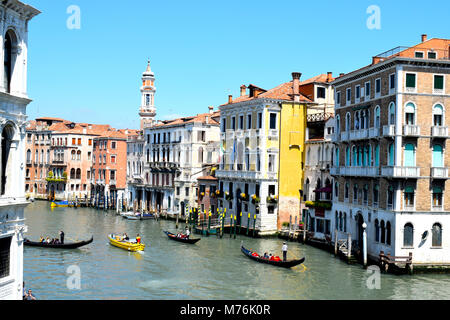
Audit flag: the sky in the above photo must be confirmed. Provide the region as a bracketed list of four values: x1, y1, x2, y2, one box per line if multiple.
[24, 0, 450, 130]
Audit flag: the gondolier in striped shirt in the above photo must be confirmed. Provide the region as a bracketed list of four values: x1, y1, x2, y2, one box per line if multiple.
[282, 242, 288, 262]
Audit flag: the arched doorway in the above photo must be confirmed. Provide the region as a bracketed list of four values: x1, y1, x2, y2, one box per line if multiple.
[356, 212, 364, 249]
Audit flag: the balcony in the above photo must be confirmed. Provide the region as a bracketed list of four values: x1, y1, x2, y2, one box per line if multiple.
[431, 167, 449, 179]
[330, 167, 340, 175]
[431, 126, 448, 138]
[349, 129, 369, 140]
[340, 131, 349, 141]
[368, 127, 380, 139]
[381, 166, 420, 178]
[382, 125, 395, 137]
[268, 130, 279, 140]
[339, 167, 378, 177]
[403, 125, 420, 136]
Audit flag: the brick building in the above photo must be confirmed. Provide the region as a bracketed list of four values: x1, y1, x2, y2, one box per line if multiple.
[331, 35, 450, 265]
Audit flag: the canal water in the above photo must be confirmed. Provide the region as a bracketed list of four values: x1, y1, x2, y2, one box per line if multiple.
[23, 201, 450, 300]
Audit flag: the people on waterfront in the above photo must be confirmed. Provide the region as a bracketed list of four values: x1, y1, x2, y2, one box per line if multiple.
[136, 234, 141, 244]
[282, 242, 288, 262]
[59, 230, 65, 244]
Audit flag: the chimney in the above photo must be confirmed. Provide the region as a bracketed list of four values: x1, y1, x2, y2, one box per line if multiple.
[327, 72, 333, 83]
[292, 72, 302, 102]
[339, 73, 345, 77]
[421, 34, 427, 43]
[228, 95, 233, 104]
[208, 106, 214, 114]
[372, 56, 384, 65]
[240, 85, 247, 97]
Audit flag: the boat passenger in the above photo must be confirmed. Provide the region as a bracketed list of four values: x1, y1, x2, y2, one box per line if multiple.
[123, 233, 129, 241]
[45, 237, 51, 244]
[39, 237, 44, 243]
[269, 254, 275, 261]
[263, 252, 269, 259]
[136, 234, 141, 244]
[251, 252, 259, 257]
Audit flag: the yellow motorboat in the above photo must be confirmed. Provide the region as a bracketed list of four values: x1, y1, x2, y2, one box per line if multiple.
[51, 200, 69, 208]
[108, 234, 145, 252]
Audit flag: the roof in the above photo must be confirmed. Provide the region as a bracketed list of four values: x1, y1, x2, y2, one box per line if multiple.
[221, 75, 332, 106]
[150, 111, 220, 129]
[334, 37, 450, 83]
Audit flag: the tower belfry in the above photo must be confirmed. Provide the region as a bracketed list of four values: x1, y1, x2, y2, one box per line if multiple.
[139, 60, 157, 129]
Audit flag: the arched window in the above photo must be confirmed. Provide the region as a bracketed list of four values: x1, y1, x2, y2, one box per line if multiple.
[388, 143, 395, 166]
[345, 146, 350, 167]
[433, 104, 444, 126]
[335, 147, 339, 167]
[389, 102, 396, 125]
[70, 169, 75, 179]
[403, 223, 414, 247]
[346, 113, 351, 131]
[386, 221, 391, 245]
[304, 178, 310, 201]
[432, 223, 442, 247]
[335, 211, 339, 231]
[1, 124, 14, 195]
[352, 146, 357, 166]
[339, 212, 342, 231]
[432, 144, 444, 168]
[76, 168, 81, 179]
[71, 150, 76, 160]
[343, 212, 347, 232]
[374, 106, 381, 128]
[334, 182, 339, 198]
[4, 30, 18, 93]
[26, 149, 31, 163]
[405, 102, 416, 125]
[380, 220, 386, 244]
[375, 219, 380, 242]
[404, 143, 416, 167]
[336, 115, 340, 134]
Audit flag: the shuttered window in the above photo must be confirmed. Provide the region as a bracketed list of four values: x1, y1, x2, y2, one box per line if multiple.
[434, 75, 444, 90]
[0, 236, 11, 279]
[406, 73, 416, 88]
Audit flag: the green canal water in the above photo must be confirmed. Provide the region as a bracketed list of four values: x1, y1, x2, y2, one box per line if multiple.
[23, 201, 450, 300]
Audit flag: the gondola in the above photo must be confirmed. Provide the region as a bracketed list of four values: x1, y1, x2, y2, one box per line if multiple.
[24, 236, 93, 249]
[241, 245, 305, 268]
[163, 231, 200, 244]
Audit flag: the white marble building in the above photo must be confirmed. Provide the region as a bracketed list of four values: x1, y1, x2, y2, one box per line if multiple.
[0, 0, 40, 300]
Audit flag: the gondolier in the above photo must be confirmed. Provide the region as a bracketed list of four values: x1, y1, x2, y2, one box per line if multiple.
[282, 242, 288, 262]
[185, 226, 190, 239]
[59, 230, 65, 244]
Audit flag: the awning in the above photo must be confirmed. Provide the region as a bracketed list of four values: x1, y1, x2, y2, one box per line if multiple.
[313, 186, 332, 193]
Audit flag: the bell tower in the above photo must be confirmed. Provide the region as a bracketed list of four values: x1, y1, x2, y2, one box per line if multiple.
[139, 60, 157, 129]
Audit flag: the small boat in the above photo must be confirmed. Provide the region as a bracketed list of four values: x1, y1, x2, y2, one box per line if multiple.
[108, 234, 145, 252]
[163, 231, 200, 244]
[120, 211, 138, 218]
[24, 236, 93, 249]
[51, 200, 69, 208]
[124, 215, 140, 220]
[140, 213, 156, 220]
[241, 245, 305, 268]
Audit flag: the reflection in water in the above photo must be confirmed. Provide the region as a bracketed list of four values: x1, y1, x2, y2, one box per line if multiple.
[23, 201, 450, 300]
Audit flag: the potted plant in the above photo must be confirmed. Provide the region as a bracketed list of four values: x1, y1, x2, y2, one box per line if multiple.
[267, 195, 278, 204]
[251, 194, 260, 204]
[240, 193, 249, 201]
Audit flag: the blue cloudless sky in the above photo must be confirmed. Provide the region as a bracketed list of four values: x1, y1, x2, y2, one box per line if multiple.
[24, 0, 450, 129]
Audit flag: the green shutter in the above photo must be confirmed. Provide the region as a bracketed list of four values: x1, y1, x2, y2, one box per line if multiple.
[405, 186, 414, 193]
[433, 186, 442, 193]
[434, 75, 444, 90]
[406, 74, 416, 88]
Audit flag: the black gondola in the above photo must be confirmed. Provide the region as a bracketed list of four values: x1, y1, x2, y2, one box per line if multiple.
[163, 231, 200, 244]
[24, 236, 93, 249]
[241, 245, 305, 268]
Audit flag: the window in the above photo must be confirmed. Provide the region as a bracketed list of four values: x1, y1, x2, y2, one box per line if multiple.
[111, 141, 117, 149]
[387, 186, 394, 209]
[404, 143, 415, 167]
[185, 187, 189, 196]
[257, 113, 262, 129]
[247, 114, 252, 129]
[355, 85, 360, 100]
[404, 186, 415, 209]
[375, 219, 380, 242]
[88, 139, 92, 146]
[375, 106, 381, 128]
[433, 104, 444, 126]
[432, 144, 444, 168]
[344, 183, 349, 200]
[389, 102, 396, 125]
[375, 78, 381, 95]
[269, 113, 277, 129]
[231, 117, 236, 130]
[428, 51, 437, 59]
[346, 88, 351, 104]
[434, 75, 444, 92]
[78, 138, 81, 145]
[432, 223, 442, 247]
[238, 115, 244, 130]
[405, 73, 416, 89]
[110, 170, 116, 181]
[432, 186, 443, 209]
[415, 51, 424, 58]
[386, 222, 391, 245]
[221, 118, 226, 132]
[0, 236, 12, 279]
[317, 87, 326, 99]
[365, 82, 370, 98]
[4, 31, 16, 93]
[353, 184, 358, 202]
[72, 138, 76, 145]
[111, 155, 116, 163]
[373, 185, 379, 206]
[403, 223, 414, 247]
[389, 74, 395, 90]
[405, 103, 415, 125]
[336, 91, 341, 107]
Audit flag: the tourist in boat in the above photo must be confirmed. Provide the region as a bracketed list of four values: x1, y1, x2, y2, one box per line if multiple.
[60, 230, 65, 244]
[123, 233, 129, 241]
[269, 254, 275, 261]
[45, 237, 51, 244]
[136, 234, 141, 244]
[39, 237, 44, 243]
[282, 242, 288, 262]
[263, 252, 269, 259]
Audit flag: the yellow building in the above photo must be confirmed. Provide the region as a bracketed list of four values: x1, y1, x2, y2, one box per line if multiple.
[216, 73, 315, 234]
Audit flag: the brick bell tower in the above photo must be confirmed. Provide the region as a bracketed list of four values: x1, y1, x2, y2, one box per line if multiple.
[139, 60, 157, 129]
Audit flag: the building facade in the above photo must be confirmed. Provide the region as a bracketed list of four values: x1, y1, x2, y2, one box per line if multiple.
[0, 0, 40, 300]
[216, 73, 314, 235]
[332, 35, 450, 264]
